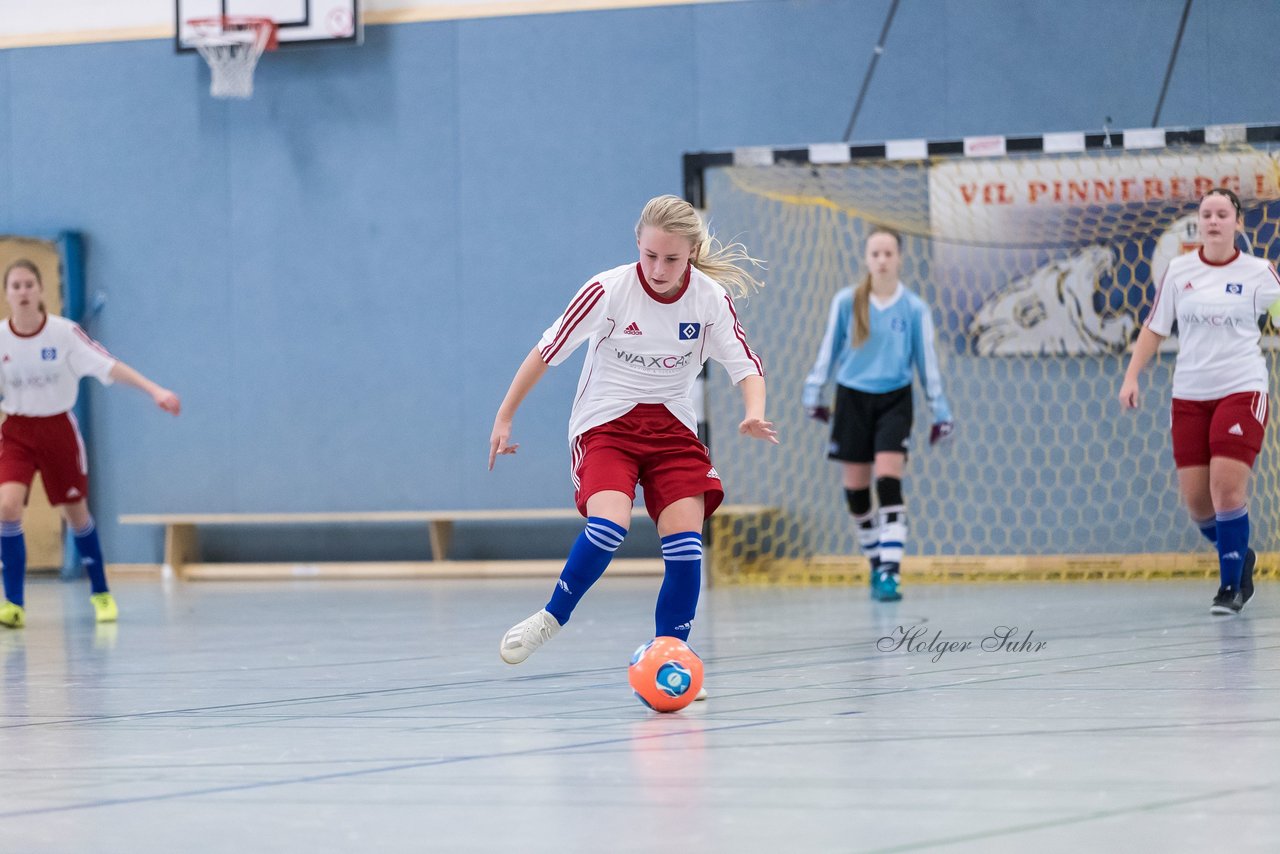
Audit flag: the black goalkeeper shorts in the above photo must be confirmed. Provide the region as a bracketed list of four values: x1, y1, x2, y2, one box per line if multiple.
[827, 383, 913, 463]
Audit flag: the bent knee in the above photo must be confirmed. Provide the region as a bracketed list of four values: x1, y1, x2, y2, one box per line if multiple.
[0, 488, 27, 522]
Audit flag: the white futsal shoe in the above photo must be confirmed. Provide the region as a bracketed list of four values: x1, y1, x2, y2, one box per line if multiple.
[500, 609, 562, 664]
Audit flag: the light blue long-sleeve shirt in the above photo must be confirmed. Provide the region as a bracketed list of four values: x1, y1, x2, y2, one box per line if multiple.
[802, 283, 952, 424]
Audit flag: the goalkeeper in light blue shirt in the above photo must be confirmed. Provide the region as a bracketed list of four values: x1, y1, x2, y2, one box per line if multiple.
[802, 228, 953, 602]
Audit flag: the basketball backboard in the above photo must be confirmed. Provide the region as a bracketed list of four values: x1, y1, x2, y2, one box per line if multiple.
[176, 0, 361, 51]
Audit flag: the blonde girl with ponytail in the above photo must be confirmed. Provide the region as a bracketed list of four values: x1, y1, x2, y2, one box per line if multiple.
[490, 195, 776, 680]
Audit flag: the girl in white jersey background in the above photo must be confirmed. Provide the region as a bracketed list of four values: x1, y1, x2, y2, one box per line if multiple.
[1120, 188, 1280, 615]
[489, 195, 777, 667]
[0, 260, 181, 629]
[803, 228, 953, 603]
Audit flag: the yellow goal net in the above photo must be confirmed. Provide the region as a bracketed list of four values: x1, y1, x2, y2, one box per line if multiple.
[696, 132, 1280, 584]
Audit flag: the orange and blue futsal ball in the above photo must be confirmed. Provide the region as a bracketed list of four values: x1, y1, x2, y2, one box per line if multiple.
[628, 636, 704, 712]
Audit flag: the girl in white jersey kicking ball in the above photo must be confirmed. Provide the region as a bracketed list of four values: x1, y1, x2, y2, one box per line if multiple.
[489, 195, 777, 677]
[803, 228, 953, 603]
[1120, 188, 1280, 615]
[0, 260, 181, 629]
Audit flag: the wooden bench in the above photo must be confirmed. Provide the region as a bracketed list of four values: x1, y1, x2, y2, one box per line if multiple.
[118, 505, 776, 581]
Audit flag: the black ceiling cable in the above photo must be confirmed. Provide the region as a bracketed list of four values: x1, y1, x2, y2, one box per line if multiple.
[843, 0, 901, 142]
[1152, 0, 1194, 127]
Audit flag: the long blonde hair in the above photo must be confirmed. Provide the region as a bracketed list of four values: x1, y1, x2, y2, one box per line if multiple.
[635, 195, 765, 299]
[851, 228, 902, 348]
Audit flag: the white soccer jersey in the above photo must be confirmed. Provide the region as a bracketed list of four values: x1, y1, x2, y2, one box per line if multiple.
[1145, 249, 1280, 400]
[538, 262, 764, 440]
[0, 315, 117, 416]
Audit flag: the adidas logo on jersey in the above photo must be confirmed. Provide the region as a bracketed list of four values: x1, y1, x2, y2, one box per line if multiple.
[706, 467, 719, 479]
[66, 487, 82, 499]
[623, 322, 642, 335]
[1228, 423, 1244, 436]
[1183, 281, 1194, 290]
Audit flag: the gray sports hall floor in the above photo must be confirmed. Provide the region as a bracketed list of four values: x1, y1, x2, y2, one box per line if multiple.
[1, 575, 1276, 853]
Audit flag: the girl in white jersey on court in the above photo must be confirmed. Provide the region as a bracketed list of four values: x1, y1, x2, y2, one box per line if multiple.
[803, 228, 953, 603]
[0, 260, 180, 629]
[489, 195, 777, 671]
[1120, 188, 1280, 615]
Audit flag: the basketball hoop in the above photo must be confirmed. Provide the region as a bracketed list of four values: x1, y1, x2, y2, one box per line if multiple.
[187, 16, 278, 99]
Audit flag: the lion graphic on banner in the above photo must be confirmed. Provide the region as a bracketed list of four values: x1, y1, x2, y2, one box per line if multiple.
[969, 245, 1135, 355]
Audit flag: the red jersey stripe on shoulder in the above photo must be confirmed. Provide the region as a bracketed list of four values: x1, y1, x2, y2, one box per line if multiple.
[541, 282, 604, 363]
[722, 294, 764, 375]
[540, 282, 601, 362]
[1252, 261, 1280, 315]
[542, 282, 603, 361]
[72, 323, 114, 359]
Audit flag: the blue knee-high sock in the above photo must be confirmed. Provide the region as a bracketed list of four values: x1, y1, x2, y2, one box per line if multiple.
[1215, 506, 1248, 589]
[656, 531, 702, 641]
[1, 521, 26, 607]
[1194, 515, 1217, 545]
[545, 517, 627, 625]
[73, 517, 109, 595]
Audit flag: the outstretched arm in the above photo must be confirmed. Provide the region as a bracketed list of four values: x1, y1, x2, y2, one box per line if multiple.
[489, 348, 549, 469]
[108, 362, 180, 415]
[737, 375, 778, 444]
[1118, 326, 1165, 409]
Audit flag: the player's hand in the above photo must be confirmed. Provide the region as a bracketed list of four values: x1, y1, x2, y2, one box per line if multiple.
[929, 421, 954, 446]
[1118, 378, 1140, 409]
[153, 388, 181, 416]
[488, 419, 519, 470]
[739, 417, 779, 444]
[806, 405, 830, 424]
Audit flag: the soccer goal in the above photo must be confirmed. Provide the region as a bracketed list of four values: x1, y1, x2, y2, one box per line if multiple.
[689, 125, 1280, 583]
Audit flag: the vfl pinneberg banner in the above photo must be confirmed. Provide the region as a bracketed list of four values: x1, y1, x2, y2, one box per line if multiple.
[928, 148, 1280, 355]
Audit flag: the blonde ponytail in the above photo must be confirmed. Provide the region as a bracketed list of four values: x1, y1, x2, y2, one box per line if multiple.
[851, 273, 872, 348]
[636, 195, 765, 299]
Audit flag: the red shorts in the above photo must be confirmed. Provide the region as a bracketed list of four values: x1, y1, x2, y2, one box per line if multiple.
[1171, 392, 1269, 468]
[571, 404, 724, 522]
[0, 412, 91, 505]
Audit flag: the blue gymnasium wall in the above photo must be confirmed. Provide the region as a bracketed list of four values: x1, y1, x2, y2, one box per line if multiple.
[0, 0, 1277, 562]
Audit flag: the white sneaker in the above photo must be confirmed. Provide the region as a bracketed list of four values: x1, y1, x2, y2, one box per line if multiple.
[499, 609, 562, 664]
[694, 686, 708, 701]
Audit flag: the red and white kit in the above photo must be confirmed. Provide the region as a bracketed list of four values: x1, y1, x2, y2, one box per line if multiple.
[538, 262, 764, 518]
[0, 315, 117, 503]
[1146, 248, 1280, 467]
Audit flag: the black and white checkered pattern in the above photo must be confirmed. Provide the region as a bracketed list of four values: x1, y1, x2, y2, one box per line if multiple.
[683, 123, 1280, 208]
